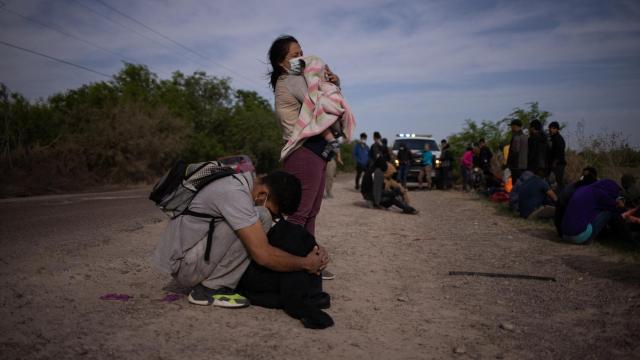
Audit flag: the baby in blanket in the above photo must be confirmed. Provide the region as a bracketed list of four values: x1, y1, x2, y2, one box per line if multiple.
[289, 56, 348, 159]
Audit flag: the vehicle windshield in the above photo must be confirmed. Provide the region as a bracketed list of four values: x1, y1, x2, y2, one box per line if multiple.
[393, 139, 439, 152]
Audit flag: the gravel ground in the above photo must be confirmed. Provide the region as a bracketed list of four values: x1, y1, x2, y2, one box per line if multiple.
[0, 173, 639, 359]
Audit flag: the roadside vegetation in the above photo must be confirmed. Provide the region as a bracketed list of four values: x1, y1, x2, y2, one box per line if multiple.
[1, 64, 282, 197]
[2, 68, 637, 198]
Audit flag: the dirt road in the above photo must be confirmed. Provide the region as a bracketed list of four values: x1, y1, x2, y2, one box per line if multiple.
[1, 175, 639, 359]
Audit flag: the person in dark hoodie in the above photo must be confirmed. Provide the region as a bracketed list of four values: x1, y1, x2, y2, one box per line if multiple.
[547, 121, 566, 191]
[561, 179, 625, 244]
[553, 167, 598, 236]
[527, 119, 548, 174]
[396, 142, 412, 188]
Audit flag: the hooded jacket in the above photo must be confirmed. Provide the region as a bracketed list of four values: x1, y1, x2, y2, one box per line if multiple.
[561, 179, 621, 236]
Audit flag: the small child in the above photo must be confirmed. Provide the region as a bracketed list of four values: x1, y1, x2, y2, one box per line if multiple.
[288, 56, 347, 159]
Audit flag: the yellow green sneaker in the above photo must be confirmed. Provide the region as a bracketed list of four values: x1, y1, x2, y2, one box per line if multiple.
[188, 285, 250, 308]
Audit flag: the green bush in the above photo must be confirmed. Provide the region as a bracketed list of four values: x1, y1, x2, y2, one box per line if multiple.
[0, 64, 283, 196]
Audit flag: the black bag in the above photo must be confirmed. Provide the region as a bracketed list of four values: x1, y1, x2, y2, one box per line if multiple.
[149, 160, 236, 261]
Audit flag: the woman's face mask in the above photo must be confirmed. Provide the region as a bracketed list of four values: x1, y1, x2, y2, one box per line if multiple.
[288, 57, 304, 75]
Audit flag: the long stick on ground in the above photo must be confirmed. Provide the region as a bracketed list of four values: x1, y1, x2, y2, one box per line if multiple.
[449, 271, 557, 282]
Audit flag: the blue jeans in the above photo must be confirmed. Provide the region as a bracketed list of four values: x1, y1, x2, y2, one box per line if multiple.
[563, 211, 612, 244]
[397, 164, 409, 187]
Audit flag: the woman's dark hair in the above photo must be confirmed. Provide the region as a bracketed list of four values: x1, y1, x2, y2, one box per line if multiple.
[261, 171, 302, 216]
[268, 35, 298, 91]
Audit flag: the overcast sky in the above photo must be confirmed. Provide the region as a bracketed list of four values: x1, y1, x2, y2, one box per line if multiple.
[1, 0, 639, 147]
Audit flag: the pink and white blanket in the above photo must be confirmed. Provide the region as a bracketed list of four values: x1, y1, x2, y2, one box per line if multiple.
[280, 55, 356, 160]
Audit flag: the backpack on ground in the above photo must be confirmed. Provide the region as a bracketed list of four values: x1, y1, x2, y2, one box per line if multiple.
[149, 160, 237, 261]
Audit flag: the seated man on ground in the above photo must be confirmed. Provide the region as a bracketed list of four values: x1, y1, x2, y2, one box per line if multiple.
[553, 167, 598, 236]
[360, 162, 417, 214]
[380, 162, 418, 214]
[237, 173, 333, 329]
[153, 170, 328, 309]
[509, 169, 557, 219]
[561, 179, 628, 245]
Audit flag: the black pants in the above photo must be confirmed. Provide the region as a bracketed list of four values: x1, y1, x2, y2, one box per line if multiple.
[380, 188, 412, 212]
[355, 164, 366, 189]
[550, 164, 565, 191]
[441, 167, 452, 189]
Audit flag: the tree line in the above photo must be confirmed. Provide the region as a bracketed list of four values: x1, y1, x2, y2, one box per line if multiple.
[1, 63, 283, 196]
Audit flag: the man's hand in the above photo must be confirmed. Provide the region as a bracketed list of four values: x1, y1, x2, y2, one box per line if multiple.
[304, 245, 329, 274]
[325, 65, 340, 87]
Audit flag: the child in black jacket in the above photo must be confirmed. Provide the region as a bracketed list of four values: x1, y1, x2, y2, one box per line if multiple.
[237, 219, 333, 329]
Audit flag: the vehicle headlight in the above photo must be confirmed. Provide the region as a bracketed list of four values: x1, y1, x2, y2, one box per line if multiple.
[394, 159, 399, 167]
[435, 159, 441, 168]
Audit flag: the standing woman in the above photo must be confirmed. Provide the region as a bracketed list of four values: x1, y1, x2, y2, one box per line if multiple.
[268, 35, 339, 280]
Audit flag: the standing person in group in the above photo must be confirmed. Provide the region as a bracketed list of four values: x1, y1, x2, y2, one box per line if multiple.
[369, 131, 384, 162]
[268, 35, 340, 280]
[547, 121, 566, 191]
[396, 142, 412, 189]
[439, 140, 453, 189]
[324, 150, 343, 198]
[353, 132, 369, 190]
[478, 138, 493, 179]
[368, 131, 387, 207]
[418, 143, 434, 190]
[507, 119, 528, 183]
[527, 119, 548, 174]
[460, 146, 474, 192]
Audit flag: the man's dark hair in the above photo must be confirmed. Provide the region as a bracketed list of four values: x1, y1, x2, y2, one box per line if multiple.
[381, 138, 388, 146]
[373, 131, 381, 140]
[441, 139, 447, 144]
[529, 119, 542, 131]
[261, 171, 302, 216]
[510, 119, 522, 127]
[548, 121, 560, 130]
[360, 132, 367, 139]
[268, 35, 299, 91]
[479, 138, 485, 144]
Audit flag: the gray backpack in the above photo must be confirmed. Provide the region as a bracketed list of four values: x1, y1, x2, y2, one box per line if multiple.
[149, 160, 236, 261]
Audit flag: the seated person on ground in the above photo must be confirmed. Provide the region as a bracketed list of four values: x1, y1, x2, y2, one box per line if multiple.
[153, 170, 328, 310]
[237, 174, 333, 329]
[380, 162, 418, 214]
[384, 162, 411, 205]
[553, 167, 598, 236]
[509, 169, 557, 219]
[622, 207, 640, 245]
[360, 162, 417, 214]
[561, 179, 627, 245]
[621, 174, 640, 209]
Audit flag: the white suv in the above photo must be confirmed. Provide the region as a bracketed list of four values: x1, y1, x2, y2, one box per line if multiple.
[391, 134, 441, 185]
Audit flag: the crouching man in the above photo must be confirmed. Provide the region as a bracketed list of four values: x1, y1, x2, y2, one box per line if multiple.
[152, 170, 329, 308]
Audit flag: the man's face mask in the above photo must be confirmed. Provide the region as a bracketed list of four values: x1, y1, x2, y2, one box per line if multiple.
[288, 57, 304, 75]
